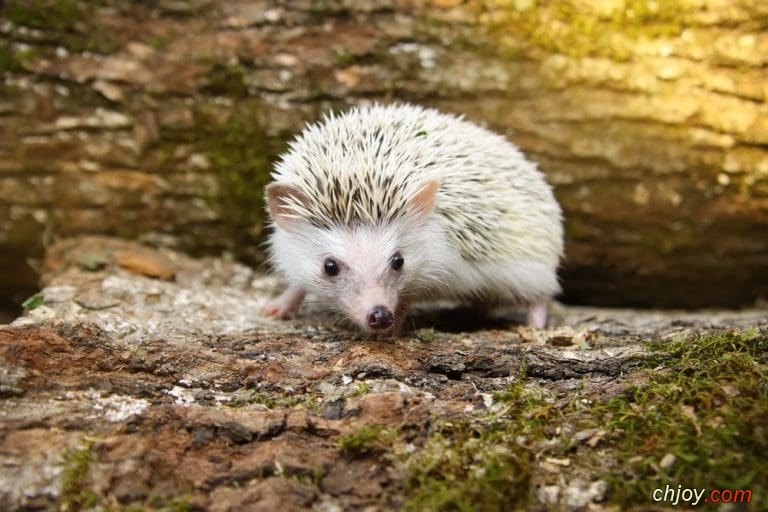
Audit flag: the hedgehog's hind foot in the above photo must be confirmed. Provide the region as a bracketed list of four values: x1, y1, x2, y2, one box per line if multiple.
[526, 300, 549, 329]
[262, 284, 306, 319]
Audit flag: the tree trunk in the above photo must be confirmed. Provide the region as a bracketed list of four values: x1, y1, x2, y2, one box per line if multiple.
[1, 0, 766, 312]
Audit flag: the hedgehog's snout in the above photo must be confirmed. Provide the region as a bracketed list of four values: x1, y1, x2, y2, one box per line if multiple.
[367, 305, 394, 330]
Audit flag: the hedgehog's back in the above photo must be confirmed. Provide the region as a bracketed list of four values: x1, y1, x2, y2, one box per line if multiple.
[271, 103, 562, 264]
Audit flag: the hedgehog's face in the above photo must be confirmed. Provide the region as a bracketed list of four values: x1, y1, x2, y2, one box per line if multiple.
[266, 180, 446, 337]
[313, 222, 419, 335]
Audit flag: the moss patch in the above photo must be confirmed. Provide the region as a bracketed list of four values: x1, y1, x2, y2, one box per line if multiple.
[593, 329, 767, 507]
[6, 0, 82, 29]
[191, 102, 290, 259]
[58, 440, 98, 512]
[469, 0, 693, 60]
[200, 62, 250, 98]
[0, 41, 36, 72]
[6, 0, 121, 54]
[58, 438, 195, 511]
[403, 418, 534, 510]
[400, 370, 546, 510]
[338, 423, 397, 457]
[226, 389, 318, 412]
[333, 329, 766, 509]
[413, 327, 439, 342]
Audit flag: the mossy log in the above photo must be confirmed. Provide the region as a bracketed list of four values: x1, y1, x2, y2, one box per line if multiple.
[1, 0, 766, 312]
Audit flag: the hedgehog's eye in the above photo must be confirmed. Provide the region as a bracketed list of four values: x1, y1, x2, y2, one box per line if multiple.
[391, 252, 404, 271]
[323, 258, 340, 277]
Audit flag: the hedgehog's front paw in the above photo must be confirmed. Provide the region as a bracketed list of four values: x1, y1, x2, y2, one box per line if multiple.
[261, 302, 288, 318]
[262, 285, 306, 319]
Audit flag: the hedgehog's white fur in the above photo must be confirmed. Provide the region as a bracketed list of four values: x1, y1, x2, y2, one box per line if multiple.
[263, 103, 563, 335]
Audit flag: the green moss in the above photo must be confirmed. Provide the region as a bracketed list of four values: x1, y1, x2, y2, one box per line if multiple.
[349, 381, 372, 398]
[227, 391, 297, 409]
[338, 423, 397, 456]
[192, 103, 290, 257]
[490, 372, 526, 405]
[589, 329, 768, 507]
[414, 327, 439, 342]
[7, 0, 82, 29]
[7, 0, 120, 54]
[0, 41, 36, 72]
[333, 47, 357, 66]
[74, 253, 109, 271]
[146, 34, 172, 51]
[563, 216, 593, 240]
[0, 43, 20, 73]
[467, 0, 692, 61]
[392, 330, 766, 508]
[201, 62, 250, 97]
[620, 0, 692, 31]
[402, 369, 546, 510]
[59, 440, 99, 512]
[60, 438, 194, 511]
[226, 389, 320, 412]
[403, 419, 535, 510]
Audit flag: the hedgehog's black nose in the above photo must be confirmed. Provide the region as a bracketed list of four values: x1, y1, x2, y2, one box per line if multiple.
[367, 305, 394, 330]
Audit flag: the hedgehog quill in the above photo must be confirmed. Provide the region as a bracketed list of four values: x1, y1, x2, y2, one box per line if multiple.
[262, 104, 563, 337]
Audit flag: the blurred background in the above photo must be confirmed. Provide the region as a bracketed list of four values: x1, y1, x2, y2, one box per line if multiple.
[1, 0, 767, 321]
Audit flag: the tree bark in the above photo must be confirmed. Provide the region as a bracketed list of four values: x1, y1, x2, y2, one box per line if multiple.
[1, 0, 766, 311]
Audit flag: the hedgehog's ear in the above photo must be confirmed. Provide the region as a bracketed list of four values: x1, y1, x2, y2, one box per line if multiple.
[265, 183, 308, 232]
[408, 179, 439, 221]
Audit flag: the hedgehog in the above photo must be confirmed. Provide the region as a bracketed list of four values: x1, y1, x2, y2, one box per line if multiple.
[262, 103, 563, 337]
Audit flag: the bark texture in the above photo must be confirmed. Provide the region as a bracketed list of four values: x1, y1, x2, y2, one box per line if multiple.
[0, 236, 765, 510]
[1, 0, 767, 312]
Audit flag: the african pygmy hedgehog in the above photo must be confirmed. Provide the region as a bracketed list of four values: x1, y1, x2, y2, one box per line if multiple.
[262, 103, 563, 336]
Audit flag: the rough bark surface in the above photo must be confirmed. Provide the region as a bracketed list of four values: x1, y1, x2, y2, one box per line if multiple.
[1, 236, 766, 510]
[1, 0, 767, 314]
